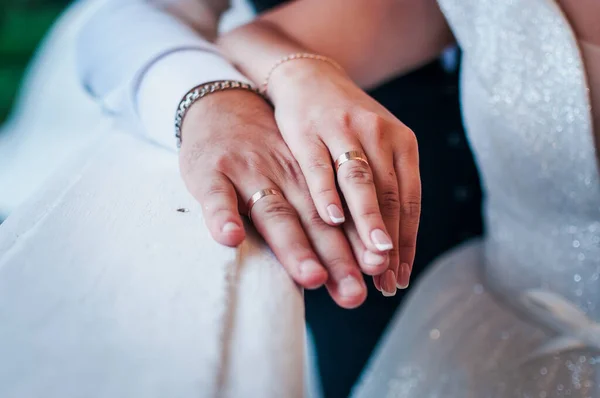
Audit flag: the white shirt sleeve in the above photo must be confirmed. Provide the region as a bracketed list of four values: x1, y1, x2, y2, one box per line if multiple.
[76, 0, 252, 150]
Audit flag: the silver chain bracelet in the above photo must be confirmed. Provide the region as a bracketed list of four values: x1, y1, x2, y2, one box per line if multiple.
[174, 80, 264, 149]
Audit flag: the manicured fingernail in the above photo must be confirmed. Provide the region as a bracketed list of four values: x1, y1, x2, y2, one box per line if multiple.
[222, 222, 241, 233]
[373, 275, 382, 292]
[363, 251, 387, 267]
[338, 276, 363, 297]
[300, 259, 323, 277]
[327, 204, 345, 224]
[370, 229, 393, 251]
[381, 270, 397, 297]
[397, 263, 411, 289]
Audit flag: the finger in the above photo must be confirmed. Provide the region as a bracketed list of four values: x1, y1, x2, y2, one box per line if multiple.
[344, 220, 396, 296]
[380, 269, 398, 297]
[238, 179, 329, 289]
[343, 218, 388, 277]
[373, 274, 382, 292]
[326, 138, 393, 254]
[290, 137, 346, 226]
[363, 140, 402, 295]
[189, 171, 246, 247]
[394, 133, 422, 289]
[283, 183, 367, 309]
[398, 262, 412, 290]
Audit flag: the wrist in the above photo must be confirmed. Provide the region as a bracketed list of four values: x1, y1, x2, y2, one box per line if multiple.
[137, 50, 254, 151]
[265, 56, 345, 102]
[180, 89, 271, 144]
[176, 80, 266, 148]
[185, 89, 262, 118]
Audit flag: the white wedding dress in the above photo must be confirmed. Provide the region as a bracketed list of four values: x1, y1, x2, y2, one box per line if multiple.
[353, 0, 600, 396]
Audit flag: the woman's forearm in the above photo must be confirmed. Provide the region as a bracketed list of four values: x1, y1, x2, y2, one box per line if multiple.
[218, 0, 454, 89]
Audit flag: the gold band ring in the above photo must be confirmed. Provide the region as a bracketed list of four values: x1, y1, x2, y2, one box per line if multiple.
[334, 150, 369, 172]
[247, 188, 284, 217]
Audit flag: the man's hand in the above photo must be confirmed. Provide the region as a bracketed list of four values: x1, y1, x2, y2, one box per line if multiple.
[179, 90, 376, 308]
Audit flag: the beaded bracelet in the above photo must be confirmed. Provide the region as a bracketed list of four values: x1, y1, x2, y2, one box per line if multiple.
[260, 53, 343, 95]
[174, 80, 264, 149]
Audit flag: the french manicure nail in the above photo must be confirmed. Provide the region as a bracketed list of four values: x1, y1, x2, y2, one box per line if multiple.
[371, 229, 393, 251]
[363, 251, 387, 267]
[300, 260, 323, 277]
[381, 270, 397, 297]
[373, 275, 382, 292]
[327, 204, 345, 224]
[338, 276, 363, 297]
[222, 222, 241, 233]
[397, 263, 411, 289]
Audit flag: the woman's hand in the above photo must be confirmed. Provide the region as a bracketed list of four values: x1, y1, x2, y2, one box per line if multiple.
[215, 0, 453, 295]
[179, 89, 377, 308]
[265, 60, 421, 296]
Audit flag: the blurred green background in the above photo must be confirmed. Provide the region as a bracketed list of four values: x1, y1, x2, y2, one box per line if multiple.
[0, 0, 70, 123]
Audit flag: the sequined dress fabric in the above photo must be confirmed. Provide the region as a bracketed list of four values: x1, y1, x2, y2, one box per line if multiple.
[352, 0, 600, 397]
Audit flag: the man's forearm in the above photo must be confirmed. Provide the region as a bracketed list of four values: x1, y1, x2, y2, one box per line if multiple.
[76, 0, 251, 150]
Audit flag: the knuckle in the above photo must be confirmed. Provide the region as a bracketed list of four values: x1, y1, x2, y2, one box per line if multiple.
[306, 209, 329, 229]
[286, 241, 314, 258]
[279, 157, 305, 184]
[204, 181, 230, 198]
[400, 198, 422, 222]
[323, 255, 351, 275]
[213, 153, 236, 174]
[399, 235, 417, 249]
[388, 247, 400, 260]
[314, 185, 338, 199]
[202, 184, 232, 212]
[371, 127, 387, 145]
[342, 163, 374, 185]
[243, 151, 267, 171]
[379, 188, 401, 216]
[359, 205, 382, 219]
[360, 111, 387, 138]
[207, 147, 245, 175]
[329, 108, 354, 131]
[260, 200, 297, 221]
[402, 127, 419, 153]
[269, 148, 305, 184]
[306, 157, 332, 174]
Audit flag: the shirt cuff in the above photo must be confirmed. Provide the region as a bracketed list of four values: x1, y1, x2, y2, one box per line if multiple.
[137, 50, 253, 151]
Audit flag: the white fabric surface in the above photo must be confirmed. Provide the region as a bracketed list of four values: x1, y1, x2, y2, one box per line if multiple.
[0, 132, 306, 397]
[0, 0, 108, 215]
[0, 1, 314, 396]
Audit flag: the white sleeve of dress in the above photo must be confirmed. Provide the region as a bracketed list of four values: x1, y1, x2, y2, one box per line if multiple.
[76, 0, 252, 151]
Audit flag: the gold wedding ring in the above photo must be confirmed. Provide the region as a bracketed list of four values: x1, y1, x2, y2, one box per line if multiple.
[334, 150, 369, 172]
[247, 188, 284, 217]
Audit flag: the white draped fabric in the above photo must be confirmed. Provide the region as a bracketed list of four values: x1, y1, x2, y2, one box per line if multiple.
[0, 1, 310, 397]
